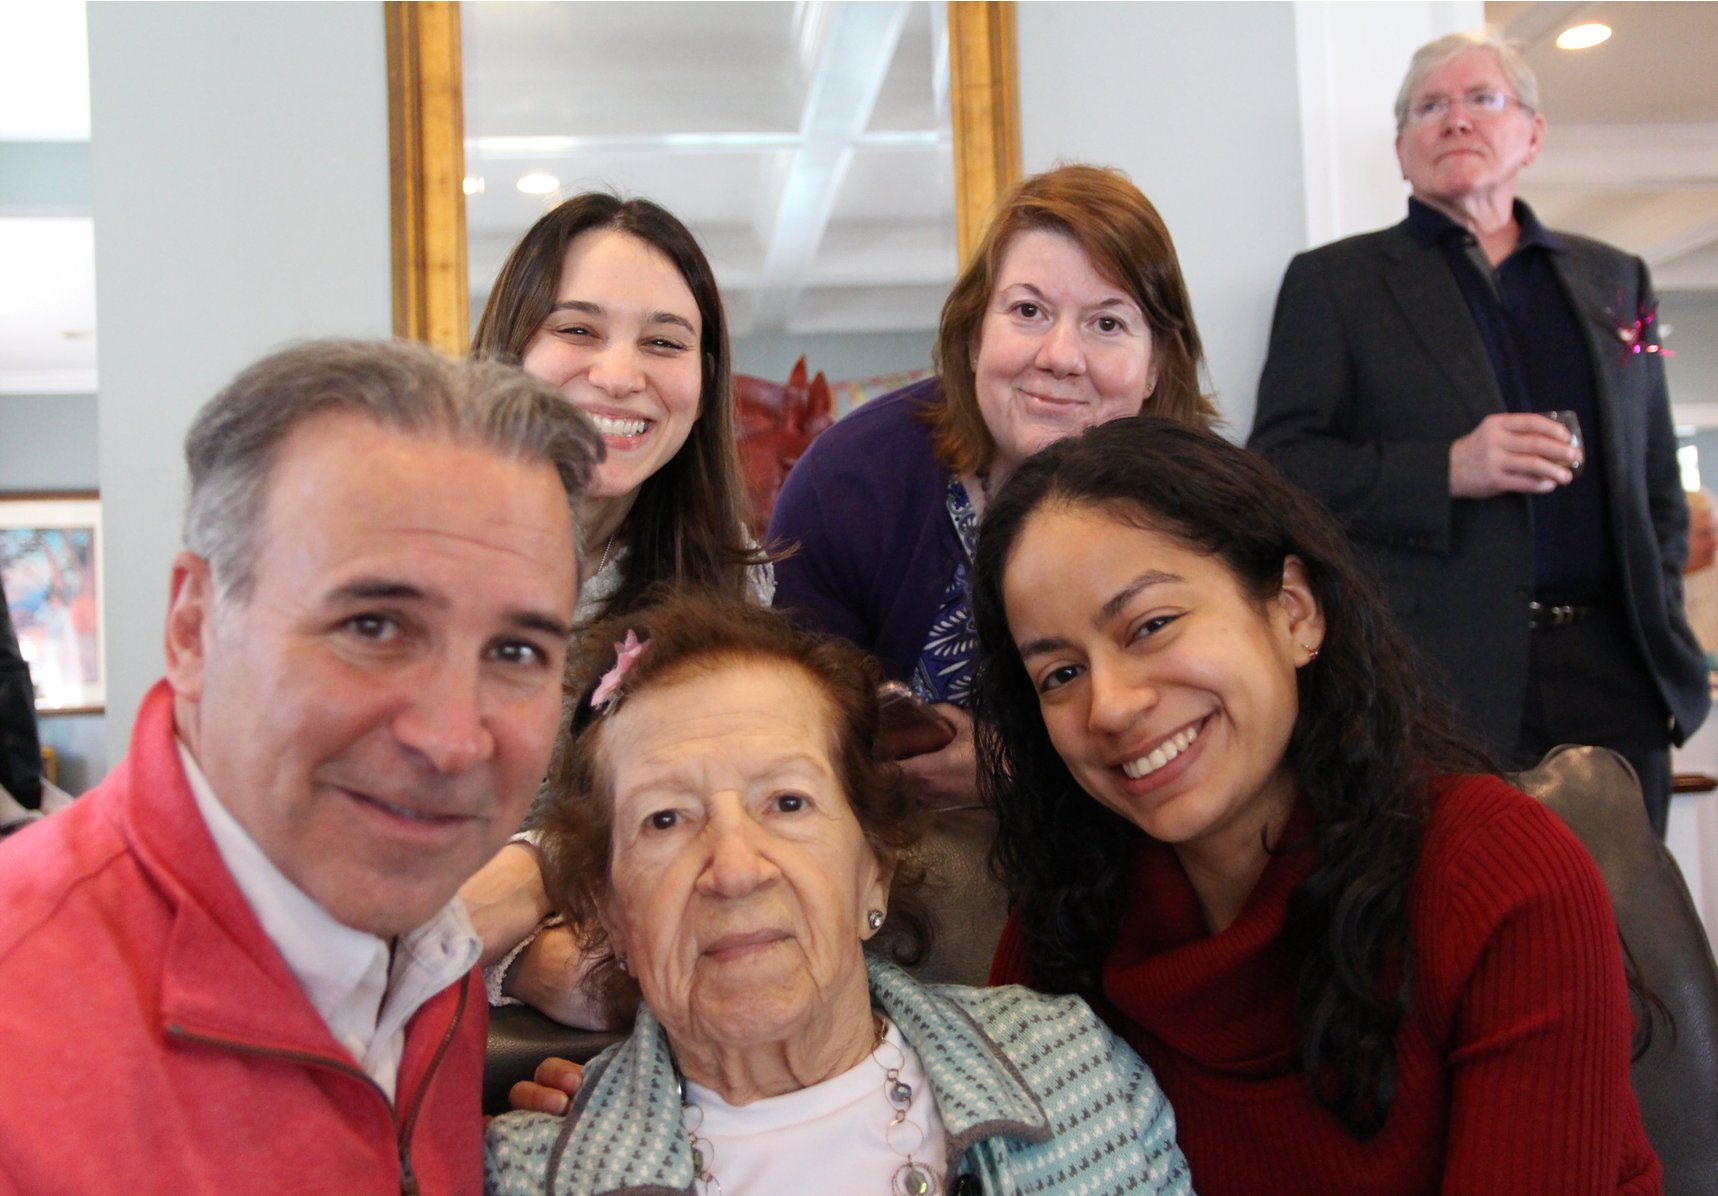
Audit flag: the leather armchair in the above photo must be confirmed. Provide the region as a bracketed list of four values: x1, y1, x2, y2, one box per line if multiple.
[899, 804, 1010, 988]
[482, 1006, 623, 1116]
[1515, 744, 1718, 1196]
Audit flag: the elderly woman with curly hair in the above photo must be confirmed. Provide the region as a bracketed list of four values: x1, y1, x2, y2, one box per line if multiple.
[482, 596, 1193, 1196]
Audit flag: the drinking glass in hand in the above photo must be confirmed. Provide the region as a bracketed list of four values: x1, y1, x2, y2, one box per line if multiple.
[1540, 410, 1584, 479]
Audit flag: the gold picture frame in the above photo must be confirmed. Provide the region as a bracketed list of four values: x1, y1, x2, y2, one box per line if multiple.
[0, 492, 105, 715]
[384, 0, 1021, 357]
[948, 1, 1022, 265]
[386, 0, 469, 356]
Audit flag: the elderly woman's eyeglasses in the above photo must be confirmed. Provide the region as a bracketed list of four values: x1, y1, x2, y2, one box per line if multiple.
[1407, 90, 1533, 125]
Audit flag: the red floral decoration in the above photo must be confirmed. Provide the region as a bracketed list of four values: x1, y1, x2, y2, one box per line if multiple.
[733, 356, 835, 536]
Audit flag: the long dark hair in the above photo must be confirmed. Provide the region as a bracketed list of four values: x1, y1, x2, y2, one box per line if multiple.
[969, 416, 1491, 1139]
[472, 193, 758, 619]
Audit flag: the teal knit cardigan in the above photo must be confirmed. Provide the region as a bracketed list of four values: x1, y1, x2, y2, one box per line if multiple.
[484, 956, 1194, 1196]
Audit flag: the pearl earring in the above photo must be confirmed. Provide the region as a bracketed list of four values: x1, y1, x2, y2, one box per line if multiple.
[867, 909, 885, 933]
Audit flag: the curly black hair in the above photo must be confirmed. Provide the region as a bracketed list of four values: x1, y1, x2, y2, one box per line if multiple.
[968, 416, 1492, 1139]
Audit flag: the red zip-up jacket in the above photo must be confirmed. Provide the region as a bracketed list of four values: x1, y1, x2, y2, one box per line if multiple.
[0, 681, 486, 1195]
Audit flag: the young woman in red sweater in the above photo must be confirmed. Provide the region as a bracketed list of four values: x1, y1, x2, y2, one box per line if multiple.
[968, 416, 1659, 1195]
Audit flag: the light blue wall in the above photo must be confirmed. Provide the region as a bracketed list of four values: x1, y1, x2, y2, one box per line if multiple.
[0, 140, 91, 214]
[1665, 292, 1718, 412]
[39, 713, 105, 796]
[87, 0, 394, 762]
[0, 394, 98, 492]
[1016, 1, 1308, 438]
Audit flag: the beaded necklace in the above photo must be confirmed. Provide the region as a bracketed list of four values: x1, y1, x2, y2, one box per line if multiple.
[678, 1016, 941, 1196]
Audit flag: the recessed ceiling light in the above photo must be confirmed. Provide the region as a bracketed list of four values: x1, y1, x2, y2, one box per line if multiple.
[1556, 23, 1611, 50]
[463, 176, 485, 195]
[517, 173, 560, 195]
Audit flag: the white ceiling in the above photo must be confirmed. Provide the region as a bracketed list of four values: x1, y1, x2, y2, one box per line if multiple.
[1498, 1, 1718, 290]
[0, 0, 93, 394]
[462, 0, 958, 336]
[0, 0, 88, 141]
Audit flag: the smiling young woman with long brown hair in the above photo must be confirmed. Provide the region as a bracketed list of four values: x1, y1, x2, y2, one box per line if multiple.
[970, 416, 1659, 1195]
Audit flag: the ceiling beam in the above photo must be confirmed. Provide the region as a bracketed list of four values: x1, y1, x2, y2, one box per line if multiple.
[748, 0, 911, 333]
[1529, 123, 1718, 191]
[467, 130, 943, 160]
[1645, 214, 1718, 271]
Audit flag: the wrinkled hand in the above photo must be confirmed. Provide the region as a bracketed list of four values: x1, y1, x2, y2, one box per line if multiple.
[503, 923, 614, 1030]
[1449, 413, 1580, 499]
[508, 1057, 584, 1117]
[459, 842, 552, 969]
[897, 704, 979, 808]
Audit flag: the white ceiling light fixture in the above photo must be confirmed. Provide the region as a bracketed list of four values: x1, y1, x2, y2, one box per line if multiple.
[1556, 24, 1612, 50]
[463, 176, 485, 195]
[516, 173, 559, 195]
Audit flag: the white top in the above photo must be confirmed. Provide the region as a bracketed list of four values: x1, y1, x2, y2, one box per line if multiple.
[681, 1020, 948, 1196]
[574, 546, 775, 626]
[178, 741, 482, 1102]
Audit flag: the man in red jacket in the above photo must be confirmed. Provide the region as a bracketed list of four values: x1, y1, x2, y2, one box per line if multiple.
[0, 340, 600, 1195]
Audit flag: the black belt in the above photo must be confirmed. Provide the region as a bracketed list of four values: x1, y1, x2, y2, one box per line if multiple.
[1529, 601, 1597, 631]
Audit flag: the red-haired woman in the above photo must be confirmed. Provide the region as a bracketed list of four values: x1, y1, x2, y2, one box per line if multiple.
[768, 164, 1217, 806]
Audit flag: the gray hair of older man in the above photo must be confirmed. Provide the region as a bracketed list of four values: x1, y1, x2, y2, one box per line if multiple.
[183, 338, 604, 606]
[1393, 26, 1540, 132]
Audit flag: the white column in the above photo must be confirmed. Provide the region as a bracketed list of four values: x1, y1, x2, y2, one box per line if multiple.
[1015, 1, 1308, 438]
[87, 1, 392, 762]
[1295, 1, 1483, 248]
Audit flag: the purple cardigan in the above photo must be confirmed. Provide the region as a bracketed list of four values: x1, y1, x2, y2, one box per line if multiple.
[767, 378, 963, 689]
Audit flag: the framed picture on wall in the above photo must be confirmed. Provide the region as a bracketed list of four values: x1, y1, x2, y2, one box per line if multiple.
[0, 493, 104, 713]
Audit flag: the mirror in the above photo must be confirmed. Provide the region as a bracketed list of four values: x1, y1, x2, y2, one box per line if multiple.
[387, 0, 1018, 387]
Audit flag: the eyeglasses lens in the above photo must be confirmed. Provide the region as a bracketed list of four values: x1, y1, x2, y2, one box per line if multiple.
[1410, 91, 1516, 124]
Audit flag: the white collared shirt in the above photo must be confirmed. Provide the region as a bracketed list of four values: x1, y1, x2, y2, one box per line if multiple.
[178, 741, 481, 1102]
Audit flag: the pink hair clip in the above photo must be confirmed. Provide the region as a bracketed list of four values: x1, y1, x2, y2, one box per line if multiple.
[590, 630, 648, 712]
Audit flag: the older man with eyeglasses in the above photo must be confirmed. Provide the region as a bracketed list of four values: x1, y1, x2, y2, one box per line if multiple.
[1250, 28, 1707, 837]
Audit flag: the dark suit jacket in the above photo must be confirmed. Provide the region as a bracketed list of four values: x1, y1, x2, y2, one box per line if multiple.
[1248, 217, 1709, 753]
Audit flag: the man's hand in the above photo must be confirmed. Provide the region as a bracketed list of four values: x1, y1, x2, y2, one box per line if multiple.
[459, 842, 551, 968]
[508, 1057, 584, 1117]
[897, 704, 979, 808]
[1449, 413, 1580, 499]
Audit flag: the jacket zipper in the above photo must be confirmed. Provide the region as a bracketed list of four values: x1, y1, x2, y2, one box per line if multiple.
[165, 973, 469, 1196]
[395, 973, 470, 1196]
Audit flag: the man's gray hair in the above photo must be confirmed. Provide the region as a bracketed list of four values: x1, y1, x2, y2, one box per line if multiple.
[1393, 27, 1540, 132]
[184, 338, 604, 604]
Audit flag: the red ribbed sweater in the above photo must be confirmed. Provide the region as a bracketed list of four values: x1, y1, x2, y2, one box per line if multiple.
[991, 774, 1659, 1195]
